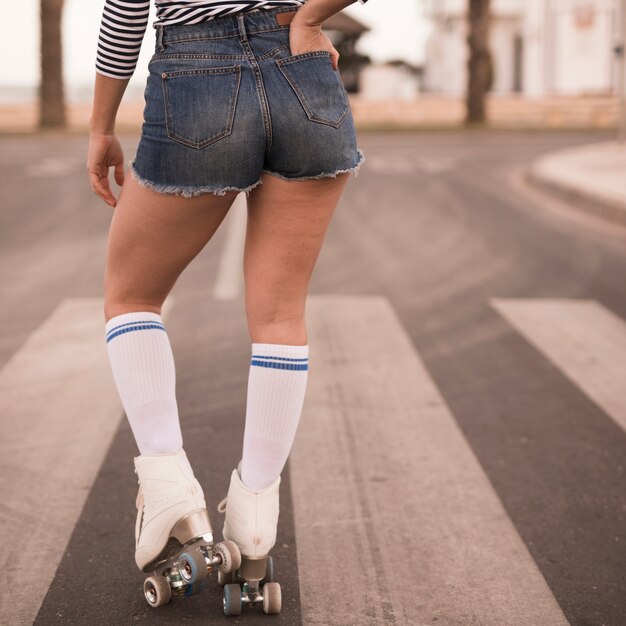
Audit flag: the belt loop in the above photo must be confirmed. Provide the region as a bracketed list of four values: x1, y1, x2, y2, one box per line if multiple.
[237, 13, 247, 42]
[156, 24, 165, 52]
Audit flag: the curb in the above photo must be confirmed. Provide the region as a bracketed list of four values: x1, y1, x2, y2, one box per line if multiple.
[526, 153, 626, 229]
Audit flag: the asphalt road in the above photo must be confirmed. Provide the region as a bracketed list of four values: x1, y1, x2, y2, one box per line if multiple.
[0, 129, 624, 626]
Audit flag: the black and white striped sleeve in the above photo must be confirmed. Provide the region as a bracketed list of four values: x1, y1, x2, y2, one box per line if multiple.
[95, 0, 151, 79]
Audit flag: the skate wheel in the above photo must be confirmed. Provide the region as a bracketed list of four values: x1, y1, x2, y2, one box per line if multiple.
[215, 539, 242, 574]
[184, 578, 209, 598]
[262, 582, 281, 615]
[218, 569, 236, 586]
[178, 548, 208, 584]
[261, 555, 274, 584]
[143, 575, 172, 608]
[223, 583, 242, 616]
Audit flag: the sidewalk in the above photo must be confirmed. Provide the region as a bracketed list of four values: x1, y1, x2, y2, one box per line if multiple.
[0, 94, 619, 134]
[528, 140, 626, 227]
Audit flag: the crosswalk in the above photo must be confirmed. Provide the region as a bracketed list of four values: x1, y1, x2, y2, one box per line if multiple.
[2, 288, 623, 624]
[491, 298, 626, 433]
[0, 297, 175, 625]
[294, 295, 569, 626]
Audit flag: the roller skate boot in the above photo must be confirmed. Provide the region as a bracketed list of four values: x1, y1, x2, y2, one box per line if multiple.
[217, 466, 282, 616]
[133, 449, 241, 608]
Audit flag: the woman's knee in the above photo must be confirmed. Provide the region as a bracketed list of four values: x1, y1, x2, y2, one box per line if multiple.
[245, 279, 307, 319]
[104, 298, 163, 323]
[103, 261, 168, 321]
[246, 312, 307, 345]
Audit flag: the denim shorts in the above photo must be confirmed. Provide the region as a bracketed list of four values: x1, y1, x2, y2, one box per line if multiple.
[129, 6, 366, 197]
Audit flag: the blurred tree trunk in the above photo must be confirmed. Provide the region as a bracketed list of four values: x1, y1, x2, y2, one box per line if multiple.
[39, 0, 67, 129]
[465, 0, 491, 124]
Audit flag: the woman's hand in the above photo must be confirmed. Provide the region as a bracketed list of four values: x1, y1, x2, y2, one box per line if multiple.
[288, 20, 340, 70]
[87, 131, 125, 208]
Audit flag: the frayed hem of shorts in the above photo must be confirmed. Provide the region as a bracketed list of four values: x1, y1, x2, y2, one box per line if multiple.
[129, 161, 264, 197]
[262, 148, 366, 182]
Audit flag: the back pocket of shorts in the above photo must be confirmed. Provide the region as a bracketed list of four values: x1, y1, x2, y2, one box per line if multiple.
[276, 52, 349, 128]
[161, 65, 241, 149]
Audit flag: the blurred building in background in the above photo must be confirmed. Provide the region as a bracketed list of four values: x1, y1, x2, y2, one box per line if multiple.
[359, 60, 423, 101]
[324, 11, 371, 92]
[423, 0, 621, 97]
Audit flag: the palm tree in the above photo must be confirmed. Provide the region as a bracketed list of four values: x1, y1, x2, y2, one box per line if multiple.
[465, 0, 491, 124]
[39, 0, 67, 129]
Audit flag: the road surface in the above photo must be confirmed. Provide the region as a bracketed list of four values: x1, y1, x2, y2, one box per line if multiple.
[0, 130, 624, 626]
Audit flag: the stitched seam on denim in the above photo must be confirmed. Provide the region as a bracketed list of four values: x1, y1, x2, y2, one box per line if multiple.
[161, 66, 241, 149]
[276, 50, 331, 64]
[164, 33, 238, 44]
[151, 54, 248, 61]
[238, 38, 273, 154]
[257, 43, 291, 62]
[276, 59, 349, 128]
[162, 66, 240, 77]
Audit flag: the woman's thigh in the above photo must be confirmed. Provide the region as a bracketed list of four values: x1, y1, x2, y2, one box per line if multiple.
[243, 171, 350, 337]
[104, 170, 238, 320]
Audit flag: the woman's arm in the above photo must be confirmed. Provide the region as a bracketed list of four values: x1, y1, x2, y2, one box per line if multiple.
[290, 0, 371, 71]
[89, 74, 128, 134]
[294, 0, 369, 29]
[88, 1, 150, 207]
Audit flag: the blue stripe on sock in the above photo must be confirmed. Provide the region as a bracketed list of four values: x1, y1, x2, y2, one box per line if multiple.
[105, 322, 165, 343]
[106, 320, 164, 338]
[250, 359, 308, 370]
[251, 354, 308, 362]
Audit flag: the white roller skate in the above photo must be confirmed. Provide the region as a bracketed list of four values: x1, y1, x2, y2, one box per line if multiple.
[133, 449, 241, 608]
[217, 466, 282, 616]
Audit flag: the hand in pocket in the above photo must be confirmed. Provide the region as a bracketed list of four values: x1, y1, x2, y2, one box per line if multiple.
[288, 22, 340, 70]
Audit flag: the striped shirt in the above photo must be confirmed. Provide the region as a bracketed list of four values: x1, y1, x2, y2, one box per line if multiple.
[96, 0, 370, 79]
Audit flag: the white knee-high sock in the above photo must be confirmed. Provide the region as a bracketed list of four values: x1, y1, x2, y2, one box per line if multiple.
[105, 311, 183, 456]
[241, 342, 309, 491]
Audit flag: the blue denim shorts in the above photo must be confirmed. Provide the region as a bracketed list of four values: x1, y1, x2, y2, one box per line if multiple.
[129, 6, 366, 197]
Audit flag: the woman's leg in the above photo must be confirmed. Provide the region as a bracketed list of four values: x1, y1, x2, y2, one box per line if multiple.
[241, 171, 351, 489]
[104, 172, 245, 577]
[104, 171, 237, 322]
[104, 171, 238, 457]
[218, 172, 350, 590]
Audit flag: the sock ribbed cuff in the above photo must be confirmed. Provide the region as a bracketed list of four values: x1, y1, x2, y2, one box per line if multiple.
[250, 342, 309, 371]
[105, 311, 164, 344]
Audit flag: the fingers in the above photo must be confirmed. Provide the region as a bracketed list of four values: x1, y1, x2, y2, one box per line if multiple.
[89, 167, 117, 208]
[86, 133, 123, 208]
[114, 161, 125, 187]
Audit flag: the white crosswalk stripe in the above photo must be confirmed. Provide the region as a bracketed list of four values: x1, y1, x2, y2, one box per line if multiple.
[291, 294, 569, 626]
[0, 297, 175, 625]
[491, 298, 626, 433]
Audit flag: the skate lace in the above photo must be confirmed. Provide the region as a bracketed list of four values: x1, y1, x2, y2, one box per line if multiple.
[217, 496, 227, 514]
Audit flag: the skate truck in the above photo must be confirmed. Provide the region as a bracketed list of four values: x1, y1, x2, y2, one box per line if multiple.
[141, 511, 241, 608]
[219, 554, 281, 616]
[217, 467, 283, 616]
